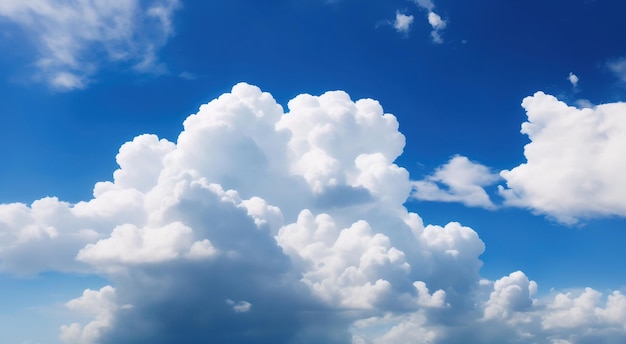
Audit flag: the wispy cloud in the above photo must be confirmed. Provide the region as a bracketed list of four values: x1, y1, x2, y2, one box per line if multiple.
[0, 0, 179, 90]
[607, 57, 626, 82]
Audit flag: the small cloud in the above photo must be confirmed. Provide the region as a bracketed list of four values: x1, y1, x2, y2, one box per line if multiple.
[427, 11, 447, 44]
[226, 299, 252, 313]
[50, 72, 87, 91]
[411, 155, 500, 209]
[428, 11, 447, 30]
[568, 72, 579, 88]
[409, 0, 447, 43]
[394, 12, 415, 35]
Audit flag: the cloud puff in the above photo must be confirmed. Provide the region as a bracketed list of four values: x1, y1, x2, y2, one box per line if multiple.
[393, 12, 414, 35]
[568, 72, 579, 88]
[499, 92, 626, 223]
[412, 155, 500, 209]
[410, 0, 447, 43]
[0, 0, 179, 90]
[2, 83, 626, 343]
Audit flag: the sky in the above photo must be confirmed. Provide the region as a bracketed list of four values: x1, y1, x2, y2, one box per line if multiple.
[1, 0, 626, 343]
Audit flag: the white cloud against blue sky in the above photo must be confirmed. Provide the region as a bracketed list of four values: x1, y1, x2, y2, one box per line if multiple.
[1, 1, 626, 343]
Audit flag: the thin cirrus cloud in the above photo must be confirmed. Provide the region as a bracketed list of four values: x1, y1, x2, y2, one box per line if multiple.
[415, 92, 626, 225]
[606, 57, 626, 83]
[1, 83, 626, 343]
[0, 0, 179, 90]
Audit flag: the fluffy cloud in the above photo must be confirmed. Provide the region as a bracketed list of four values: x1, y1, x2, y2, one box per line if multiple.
[59, 286, 128, 344]
[414, 92, 626, 224]
[410, 0, 447, 43]
[412, 155, 500, 209]
[499, 92, 626, 223]
[393, 12, 414, 35]
[568, 72, 579, 88]
[427, 11, 447, 43]
[0, 0, 179, 90]
[1, 83, 625, 343]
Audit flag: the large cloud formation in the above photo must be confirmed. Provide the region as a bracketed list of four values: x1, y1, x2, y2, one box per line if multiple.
[0, 0, 178, 90]
[1, 84, 625, 343]
[499, 92, 626, 223]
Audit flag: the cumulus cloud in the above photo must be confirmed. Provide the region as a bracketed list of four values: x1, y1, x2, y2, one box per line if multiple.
[0, 0, 179, 90]
[1, 83, 625, 343]
[415, 92, 626, 224]
[499, 92, 626, 223]
[412, 155, 500, 209]
[393, 12, 414, 35]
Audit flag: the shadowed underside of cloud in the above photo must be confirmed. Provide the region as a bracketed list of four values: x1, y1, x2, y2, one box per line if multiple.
[1, 84, 626, 343]
[0, 0, 179, 90]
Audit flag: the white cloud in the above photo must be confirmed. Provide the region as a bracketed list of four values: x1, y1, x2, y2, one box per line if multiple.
[499, 92, 626, 223]
[393, 12, 414, 34]
[412, 155, 500, 209]
[0, 0, 179, 90]
[1, 83, 625, 343]
[409, 0, 447, 43]
[226, 299, 252, 313]
[568, 72, 579, 88]
[428, 11, 446, 30]
[59, 286, 130, 344]
[484, 271, 537, 320]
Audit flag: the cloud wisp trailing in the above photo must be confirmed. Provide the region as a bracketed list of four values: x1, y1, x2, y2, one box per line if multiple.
[0, 0, 179, 90]
[1, 84, 626, 343]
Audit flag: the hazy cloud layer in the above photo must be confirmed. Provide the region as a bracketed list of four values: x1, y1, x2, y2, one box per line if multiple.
[1, 84, 625, 343]
[0, 0, 179, 90]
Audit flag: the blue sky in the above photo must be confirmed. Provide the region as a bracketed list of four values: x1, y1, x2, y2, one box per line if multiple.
[1, 0, 626, 343]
